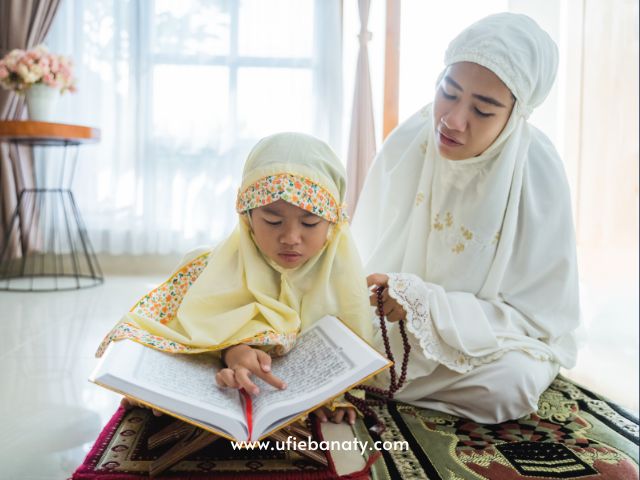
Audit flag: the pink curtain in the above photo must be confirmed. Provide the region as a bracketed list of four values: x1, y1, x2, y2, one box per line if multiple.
[345, 0, 377, 219]
[0, 0, 61, 259]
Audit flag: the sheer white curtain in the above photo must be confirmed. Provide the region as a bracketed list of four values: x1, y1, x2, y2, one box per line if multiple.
[345, 0, 376, 218]
[45, 0, 342, 255]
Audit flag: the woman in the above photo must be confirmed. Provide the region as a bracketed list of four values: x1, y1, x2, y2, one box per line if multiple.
[351, 13, 580, 423]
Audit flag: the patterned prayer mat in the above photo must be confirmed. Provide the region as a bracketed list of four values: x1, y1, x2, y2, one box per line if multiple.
[74, 376, 639, 479]
[71, 407, 370, 480]
[359, 376, 639, 479]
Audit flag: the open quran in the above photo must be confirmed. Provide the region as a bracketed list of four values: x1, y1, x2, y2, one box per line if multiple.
[90, 315, 390, 442]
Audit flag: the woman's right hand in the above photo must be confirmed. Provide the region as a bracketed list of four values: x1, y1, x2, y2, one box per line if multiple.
[367, 273, 407, 322]
[216, 344, 287, 395]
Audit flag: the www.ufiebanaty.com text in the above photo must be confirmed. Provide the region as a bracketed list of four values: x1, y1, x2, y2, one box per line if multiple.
[231, 436, 408, 455]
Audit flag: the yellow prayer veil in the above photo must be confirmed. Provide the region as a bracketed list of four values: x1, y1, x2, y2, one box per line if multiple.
[97, 133, 372, 357]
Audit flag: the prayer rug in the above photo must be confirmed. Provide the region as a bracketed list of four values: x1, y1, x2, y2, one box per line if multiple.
[359, 376, 639, 479]
[74, 375, 638, 479]
[71, 407, 372, 479]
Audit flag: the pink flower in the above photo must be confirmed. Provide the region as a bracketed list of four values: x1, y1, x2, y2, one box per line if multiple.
[42, 73, 55, 86]
[50, 56, 59, 72]
[0, 44, 77, 94]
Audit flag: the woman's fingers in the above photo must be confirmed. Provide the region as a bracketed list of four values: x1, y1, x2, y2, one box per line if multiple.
[366, 273, 389, 288]
[121, 397, 163, 416]
[369, 291, 378, 306]
[368, 273, 389, 306]
[374, 295, 395, 317]
[387, 309, 404, 323]
[120, 397, 135, 409]
[313, 406, 356, 425]
[314, 407, 329, 423]
[346, 408, 356, 425]
[331, 409, 345, 424]
[370, 286, 387, 307]
[371, 287, 407, 322]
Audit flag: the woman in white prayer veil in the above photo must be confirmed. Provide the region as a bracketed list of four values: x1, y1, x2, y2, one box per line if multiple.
[351, 12, 580, 423]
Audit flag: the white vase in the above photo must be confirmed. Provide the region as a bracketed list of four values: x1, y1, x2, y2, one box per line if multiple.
[25, 83, 60, 122]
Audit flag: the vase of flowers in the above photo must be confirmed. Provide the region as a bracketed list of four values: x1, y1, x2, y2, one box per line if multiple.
[0, 44, 77, 122]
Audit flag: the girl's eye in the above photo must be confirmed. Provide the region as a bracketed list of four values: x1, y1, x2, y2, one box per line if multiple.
[474, 107, 494, 118]
[302, 222, 320, 228]
[264, 219, 282, 226]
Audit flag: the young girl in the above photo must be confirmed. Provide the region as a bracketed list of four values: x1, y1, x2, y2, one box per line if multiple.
[97, 132, 373, 424]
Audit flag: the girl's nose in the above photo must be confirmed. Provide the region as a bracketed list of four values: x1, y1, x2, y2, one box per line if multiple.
[280, 225, 302, 245]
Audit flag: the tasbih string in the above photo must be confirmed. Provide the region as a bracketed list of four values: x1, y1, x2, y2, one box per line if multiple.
[344, 286, 411, 433]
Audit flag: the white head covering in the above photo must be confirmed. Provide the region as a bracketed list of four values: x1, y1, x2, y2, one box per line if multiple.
[351, 13, 579, 369]
[444, 13, 558, 118]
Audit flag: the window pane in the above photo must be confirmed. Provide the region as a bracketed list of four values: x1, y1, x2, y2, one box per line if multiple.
[153, 0, 231, 57]
[238, 0, 313, 57]
[152, 65, 229, 150]
[237, 68, 313, 139]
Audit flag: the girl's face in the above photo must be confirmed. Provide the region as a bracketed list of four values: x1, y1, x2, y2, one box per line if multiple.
[250, 199, 331, 268]
[433, 62, 515, 160]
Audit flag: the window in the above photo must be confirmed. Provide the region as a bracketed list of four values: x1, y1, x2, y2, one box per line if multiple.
[47, 0, 342, 254]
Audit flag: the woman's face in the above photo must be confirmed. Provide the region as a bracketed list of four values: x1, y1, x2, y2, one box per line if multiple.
[250, 199, 331, 268]
[433, 62, 515, 160]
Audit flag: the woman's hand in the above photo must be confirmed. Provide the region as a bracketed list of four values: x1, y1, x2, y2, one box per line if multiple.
[216, 344, 287, 395]
[367, 273, 407, 323]
[120, 397, 163, 416]
[312, 406, 357, 425]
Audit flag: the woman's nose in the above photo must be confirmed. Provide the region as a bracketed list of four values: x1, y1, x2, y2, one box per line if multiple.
[441, 104, 467, 132]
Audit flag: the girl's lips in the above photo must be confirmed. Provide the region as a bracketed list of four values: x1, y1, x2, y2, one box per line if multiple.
[278, 253, 302, 263]
[438, 131, 463, 147]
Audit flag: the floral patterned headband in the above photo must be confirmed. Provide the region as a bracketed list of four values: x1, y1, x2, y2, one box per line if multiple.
[236, 173, 346, 223]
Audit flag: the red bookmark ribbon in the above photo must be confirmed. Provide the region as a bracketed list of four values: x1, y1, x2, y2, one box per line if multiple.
[240, 388, 253, 441]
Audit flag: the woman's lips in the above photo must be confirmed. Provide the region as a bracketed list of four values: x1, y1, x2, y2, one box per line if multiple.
[438, 131, 463, 147]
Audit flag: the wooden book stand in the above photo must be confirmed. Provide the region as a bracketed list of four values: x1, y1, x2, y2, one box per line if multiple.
[147, 419, 328, 477]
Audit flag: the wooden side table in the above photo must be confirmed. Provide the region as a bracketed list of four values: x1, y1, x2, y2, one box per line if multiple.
[0, 121, 103, 291]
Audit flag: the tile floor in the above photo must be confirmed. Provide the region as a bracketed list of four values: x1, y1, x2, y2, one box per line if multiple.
[0, 273, 637, 479]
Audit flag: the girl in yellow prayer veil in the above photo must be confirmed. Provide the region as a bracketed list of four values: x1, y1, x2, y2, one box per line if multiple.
[96, 133, 373, 417]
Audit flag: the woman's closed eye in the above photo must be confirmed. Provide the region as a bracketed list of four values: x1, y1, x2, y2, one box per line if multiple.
[441, 89, 456, 100]
[441, 87, 495, 118]
[474, 107, 494, 118]
[302, 221, 321, 228]
[263, 219, 282, 226]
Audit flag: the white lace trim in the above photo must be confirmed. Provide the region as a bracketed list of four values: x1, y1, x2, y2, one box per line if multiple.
[387, 273, 505, 373]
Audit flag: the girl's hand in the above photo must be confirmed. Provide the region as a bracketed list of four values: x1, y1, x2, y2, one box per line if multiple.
[367, 273, 407, 323]
[216, 344, 287, 395]
[312, 406, 357, 425]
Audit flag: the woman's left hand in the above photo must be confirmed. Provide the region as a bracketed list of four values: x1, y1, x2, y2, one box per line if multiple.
[367, 273, 407, 323]
[312, 406, 356, 425]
